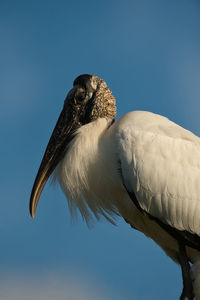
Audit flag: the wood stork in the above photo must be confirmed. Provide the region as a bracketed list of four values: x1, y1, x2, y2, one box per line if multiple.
[30, 74, 200, 300]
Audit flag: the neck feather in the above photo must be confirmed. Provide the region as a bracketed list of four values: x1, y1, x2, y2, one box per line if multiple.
[55, 118, 120, 224]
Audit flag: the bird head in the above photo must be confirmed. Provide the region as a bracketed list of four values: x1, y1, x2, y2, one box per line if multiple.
[30, 74, 116, 218]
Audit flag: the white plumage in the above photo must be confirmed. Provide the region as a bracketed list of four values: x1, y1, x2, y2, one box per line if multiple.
[55, 111, 200, 298]
[56, 111, 200, 234]
[30, 75, 200, 299]
[118, 111, 200, 235]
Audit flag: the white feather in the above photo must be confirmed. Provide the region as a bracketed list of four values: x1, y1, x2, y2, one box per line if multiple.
[55, 118, 133, 225]
[54, 110, 200, 266]
[117, 111, 200, 235]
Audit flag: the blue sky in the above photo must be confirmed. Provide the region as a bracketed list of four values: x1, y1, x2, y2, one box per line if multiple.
[1, 0, 200, 299]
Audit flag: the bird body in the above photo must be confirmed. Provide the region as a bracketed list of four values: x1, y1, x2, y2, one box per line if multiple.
[117, 111, 200, 236]
[55, 110, 200, 261]
[30, 75, 200, 299]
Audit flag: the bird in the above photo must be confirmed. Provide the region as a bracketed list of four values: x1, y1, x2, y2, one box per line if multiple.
[30, 74, 200, 300]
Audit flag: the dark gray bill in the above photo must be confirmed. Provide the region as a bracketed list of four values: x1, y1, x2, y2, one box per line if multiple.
[30, 106, 77, 218]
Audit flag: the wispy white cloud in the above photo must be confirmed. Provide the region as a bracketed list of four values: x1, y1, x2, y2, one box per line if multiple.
[0, 271, 111, 300]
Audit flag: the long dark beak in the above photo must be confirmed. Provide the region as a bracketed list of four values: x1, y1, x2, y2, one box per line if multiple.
[30, 104, 77, 218]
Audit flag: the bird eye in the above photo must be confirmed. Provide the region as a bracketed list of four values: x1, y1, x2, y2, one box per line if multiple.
[75, 91, 86, 103]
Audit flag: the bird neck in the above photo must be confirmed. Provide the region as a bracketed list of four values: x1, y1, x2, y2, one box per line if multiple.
[55, 118, 120, 224]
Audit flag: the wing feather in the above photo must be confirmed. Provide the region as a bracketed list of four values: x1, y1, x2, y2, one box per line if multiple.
[115, 111, 200, 235]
